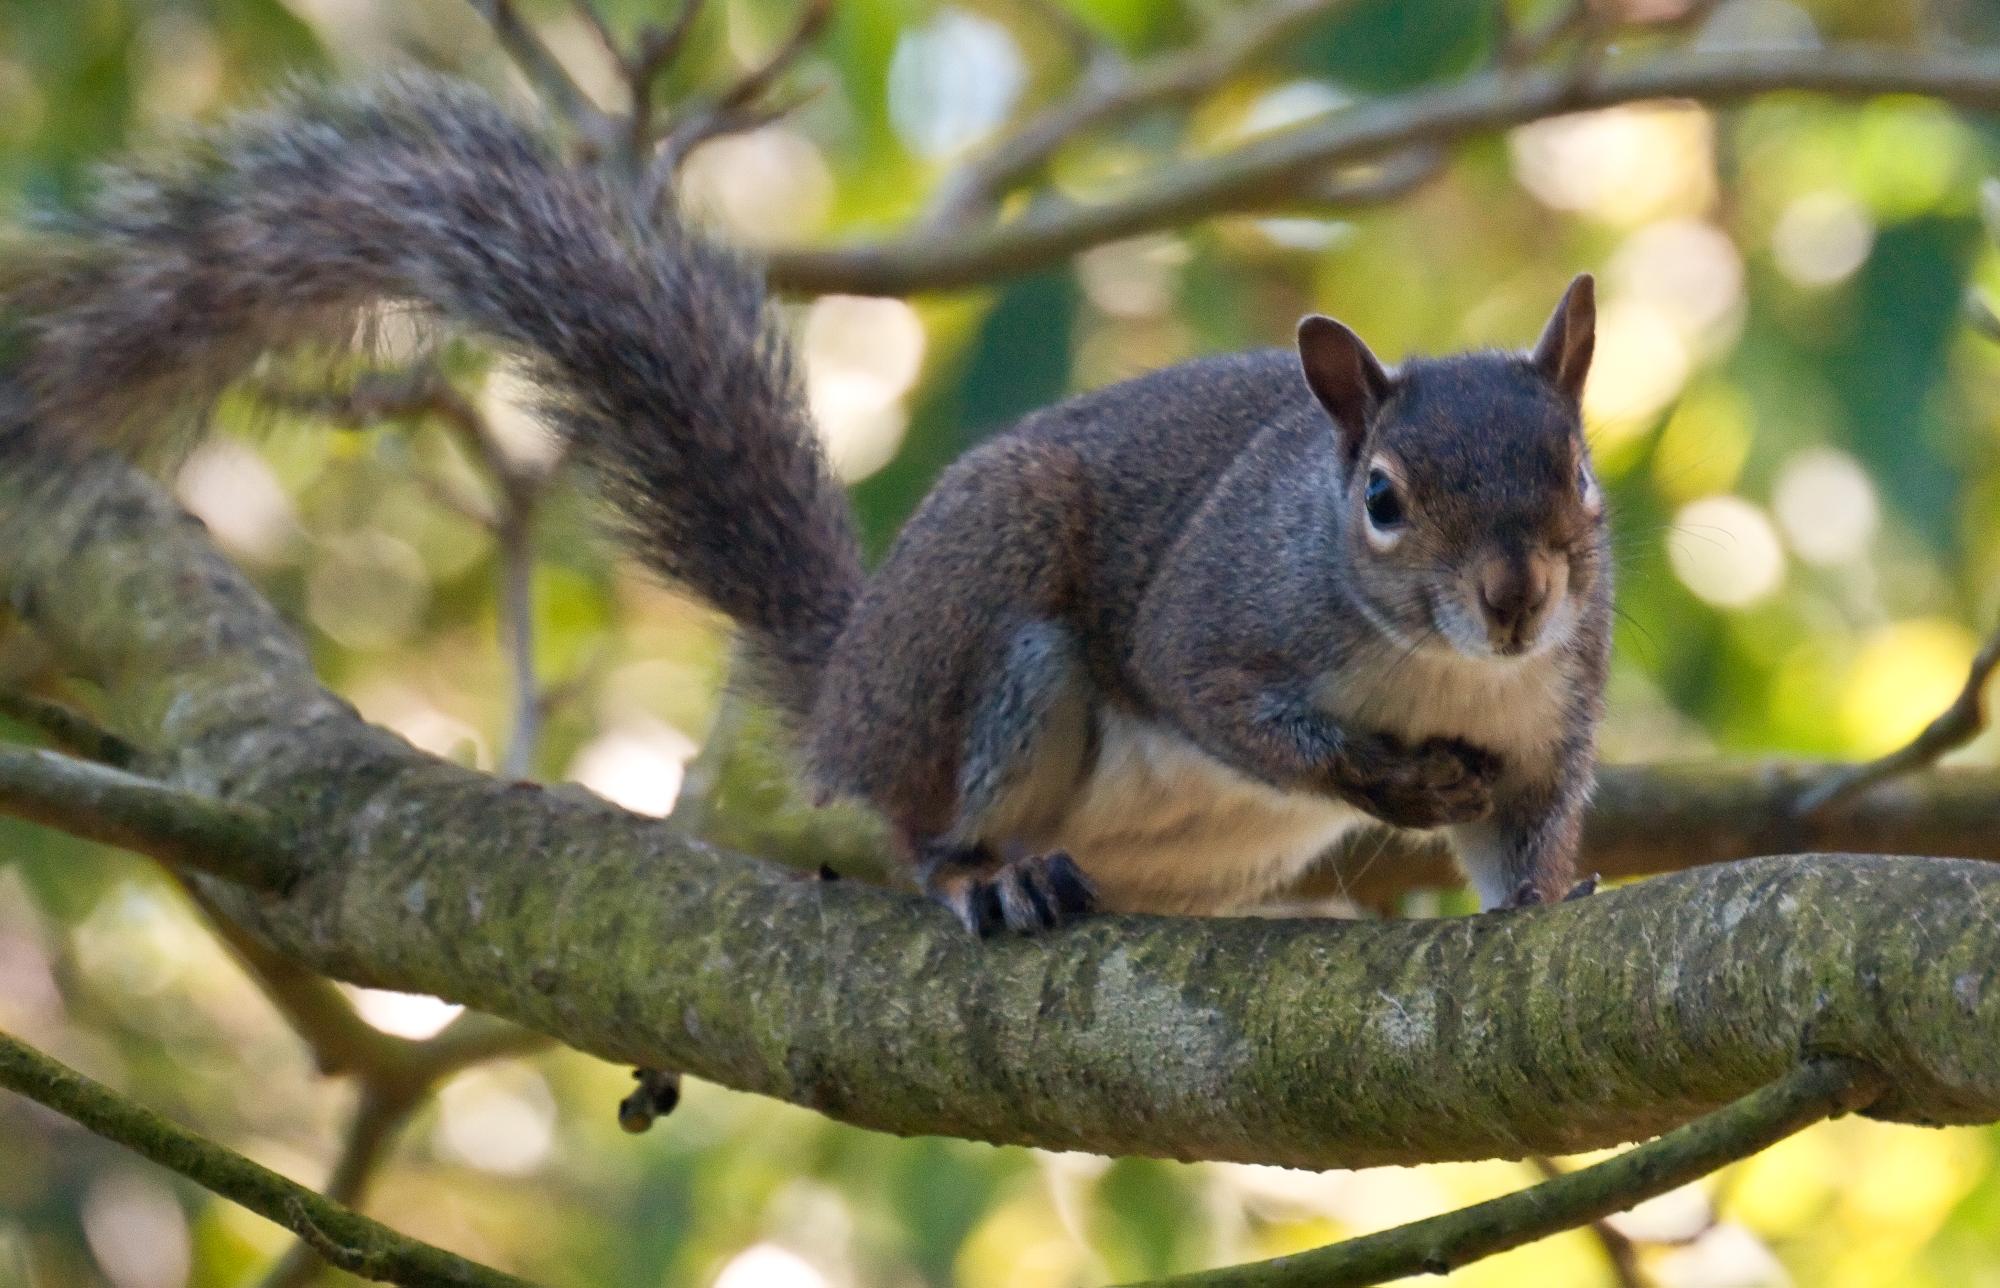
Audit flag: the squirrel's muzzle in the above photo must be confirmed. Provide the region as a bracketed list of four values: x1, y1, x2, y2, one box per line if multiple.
[1476, 549, 1567, 655]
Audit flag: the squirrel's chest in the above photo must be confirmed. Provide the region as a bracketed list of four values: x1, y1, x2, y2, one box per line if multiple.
[1314, 647, 1571, 768]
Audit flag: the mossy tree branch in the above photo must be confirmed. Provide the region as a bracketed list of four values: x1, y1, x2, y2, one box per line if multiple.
[6, 455, 2000, 1178]
[0, 745, 289, 887]
[0, 1028, 538, 1288]
[1155, 1057, 1882, 1287]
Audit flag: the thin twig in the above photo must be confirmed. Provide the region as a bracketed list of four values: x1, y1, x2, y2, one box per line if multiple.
[496, 510, 541, 779]
[1524, 1155, 1650, 1288]
[1146, 1058, 1881, 1287]
[715, 0, 832, 113]
[0, 691, 140, 767]
[259, 369, 550, 779]
[256, 1084, 423, 1288]
[0, 1030, 540, 1288]
[625, 1, 707, 160]
[0, 746, 289, 888]
[923, 0, 1357, 230]
[568, 0, 621, 66]
[646, 0, 831, 196]
[466, 0, 610, 148]
[1795, 622, 2000, 816]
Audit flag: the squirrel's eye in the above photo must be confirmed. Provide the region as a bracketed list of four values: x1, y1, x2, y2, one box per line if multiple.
[1364, 468, 1404, 530]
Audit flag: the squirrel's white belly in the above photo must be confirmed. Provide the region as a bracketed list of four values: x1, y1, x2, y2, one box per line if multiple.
[1041, 710, 1367, 915]
[1035, 650, 1568, 914]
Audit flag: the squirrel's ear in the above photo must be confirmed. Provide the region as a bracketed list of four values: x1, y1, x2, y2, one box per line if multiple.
[1530, 272, 1595, 404]
[1297, 314, 1391, 461]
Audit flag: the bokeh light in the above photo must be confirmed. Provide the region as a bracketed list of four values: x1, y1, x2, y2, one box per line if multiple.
[1668, 496, 1788, 607]
[1841, 619, 1979, 755]
[1774, 446, 1880, 565]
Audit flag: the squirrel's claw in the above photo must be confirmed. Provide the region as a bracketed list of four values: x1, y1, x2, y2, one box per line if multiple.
[1501, 872, 1599, 910]
[926, 849, 1099, 937]
[1563, 872, 1600, 901]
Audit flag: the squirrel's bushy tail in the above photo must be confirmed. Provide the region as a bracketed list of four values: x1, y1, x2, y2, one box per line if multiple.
[2, 75, 861, 722]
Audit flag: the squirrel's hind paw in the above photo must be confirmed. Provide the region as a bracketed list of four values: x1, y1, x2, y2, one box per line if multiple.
[926, 850, 1099, 937]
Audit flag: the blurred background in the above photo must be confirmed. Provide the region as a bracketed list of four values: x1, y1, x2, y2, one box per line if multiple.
[6, 0, 2000, 1283]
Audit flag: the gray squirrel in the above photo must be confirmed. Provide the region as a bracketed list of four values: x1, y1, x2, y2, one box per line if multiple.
[1, 76, 1611, 935]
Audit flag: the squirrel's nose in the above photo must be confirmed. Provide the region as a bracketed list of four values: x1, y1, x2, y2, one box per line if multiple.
[1477, 556, 1552, 644]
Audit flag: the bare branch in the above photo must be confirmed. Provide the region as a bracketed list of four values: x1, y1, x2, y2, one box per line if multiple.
[0, 690, 140, 767]
[714, 0, 832, 114]
[625, 1, 707, 156]
[259, 368, 550, 778]
[1794, 621, 2000, 816]
[1152, 1058, 1880, 1287]
[568, 0, 621, 67]
[765, 45, 2000, 295]
[0, 1030, 538, 1288]
[467, 0, 611, 147]
[1524, 1155, 1650, 1288]
[924, 0, 1358, 230]
[0, 746, 289, 888]
[496, 511, 541, 779]
[255, 1084, 423, 1288]
[646, 0, 831, 198]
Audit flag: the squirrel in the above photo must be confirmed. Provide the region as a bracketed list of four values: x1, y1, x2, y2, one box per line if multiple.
[0, 75, 1611, 935]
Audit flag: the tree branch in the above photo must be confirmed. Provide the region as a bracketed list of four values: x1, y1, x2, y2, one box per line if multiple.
[464, 0, 610, 148]
[1793, 623, 2000, 815]
[255, 1082, 426, 1288]
[0, 745, 289, 887]
[0, 1029, 538, 1288]
[193, 849, 552, 1287]
[1522, 1154, 1650, 1288]
[923, 0, 1362, 230]
[0, 690, 141, 766]
[4, 458, 1999, 1172]
[258, 368, 554, 778]
[1150, 1057, 1880, 1286]
[763, 45, 2000, 294]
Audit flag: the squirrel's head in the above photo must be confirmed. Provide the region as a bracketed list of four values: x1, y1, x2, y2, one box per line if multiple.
[1297, 273, 1604, 663]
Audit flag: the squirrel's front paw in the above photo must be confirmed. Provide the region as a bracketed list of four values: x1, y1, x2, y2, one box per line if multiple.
[1337, 733, 1499, 829]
